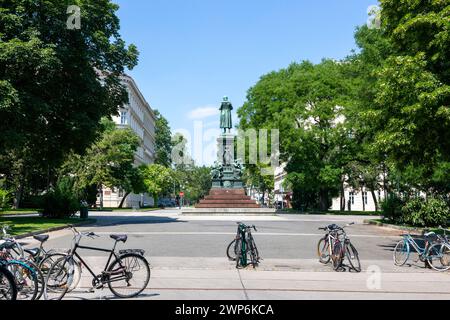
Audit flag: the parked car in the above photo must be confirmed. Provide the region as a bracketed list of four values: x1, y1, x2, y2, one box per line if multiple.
[157, 198, 176, 208]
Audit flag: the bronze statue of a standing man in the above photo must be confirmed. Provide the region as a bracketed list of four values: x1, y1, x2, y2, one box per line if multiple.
[220, 96, 233, 133]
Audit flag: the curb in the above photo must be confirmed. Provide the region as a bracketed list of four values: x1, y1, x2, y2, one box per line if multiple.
[0, 212, 40, 217]
[364, 219, 427, 234]
[13, 219, 97, 240]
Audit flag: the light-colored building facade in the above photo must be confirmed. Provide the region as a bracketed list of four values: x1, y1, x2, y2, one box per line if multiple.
[272, 165, 385, 212]
[331, 182, 385, 212]
[100, 75, 156, 208]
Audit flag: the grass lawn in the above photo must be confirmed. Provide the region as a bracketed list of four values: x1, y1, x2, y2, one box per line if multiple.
[0, 208, 40, 215]
[279, 209, 381, 216]
[0, 217, 96, 236]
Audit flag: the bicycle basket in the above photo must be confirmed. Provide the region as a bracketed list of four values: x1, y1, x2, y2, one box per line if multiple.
[119, 249, 145, 256]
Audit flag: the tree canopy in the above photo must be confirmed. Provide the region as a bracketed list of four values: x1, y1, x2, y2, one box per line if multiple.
[0, 0, 138, 207]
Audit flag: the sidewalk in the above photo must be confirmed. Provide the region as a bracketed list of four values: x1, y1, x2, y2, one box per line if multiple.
[61, 257, 450, 300]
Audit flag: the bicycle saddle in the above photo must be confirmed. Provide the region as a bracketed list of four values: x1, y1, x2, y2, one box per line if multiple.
[33, 234, 49, 243]
[25, 248, 40, 257]
[424, 232, 438, 240]
[110, 234, 128, 243]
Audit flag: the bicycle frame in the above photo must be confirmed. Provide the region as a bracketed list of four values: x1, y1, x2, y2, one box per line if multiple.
[68, 241, 127, 286]
[402, 234, 427, 256]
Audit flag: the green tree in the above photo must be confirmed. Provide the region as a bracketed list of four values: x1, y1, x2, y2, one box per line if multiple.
[0, 0, 138, 207]
[173, 165, 211, 204]
[140, 164, 174, 207]
[239, 60, 354, 210]
[61, 119, 142, 209]
[349, 2, 450, 197]
[154, 110, 173, 167]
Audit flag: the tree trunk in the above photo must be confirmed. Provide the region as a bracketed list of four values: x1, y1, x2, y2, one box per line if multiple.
[371, 189, 379, 212]
[13, 182, 24, 209]
[118, 191, 131, 209]
[340, 180, 346, 211]
[99, 184, 104, 210]
[362, 190, 366, 212]
[319, 189, 329, 211]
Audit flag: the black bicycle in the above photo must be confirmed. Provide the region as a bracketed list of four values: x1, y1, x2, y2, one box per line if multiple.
[227, 223, 260, 269]
[45, 226, 151, 300]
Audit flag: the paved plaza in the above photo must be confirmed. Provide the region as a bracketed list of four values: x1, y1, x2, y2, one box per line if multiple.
[19, 210, 450, 300]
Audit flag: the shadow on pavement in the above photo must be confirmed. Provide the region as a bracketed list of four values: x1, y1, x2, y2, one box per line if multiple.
[89, 216, 188, 228]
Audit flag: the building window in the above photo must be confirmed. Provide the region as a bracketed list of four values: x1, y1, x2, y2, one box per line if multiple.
[349, 192, 355, 205]
[120, 111, 128, 125]
[363, 191, 368, 205]
[118, 189, 124, 197]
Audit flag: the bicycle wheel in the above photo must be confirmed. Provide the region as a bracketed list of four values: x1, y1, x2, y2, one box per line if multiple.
[6, 260, 39, 300]
[107, 253, 150, 299]
[44, 256, 74, 300]
[248, 237, 259, 268]
[332, 242, 343, 271]
[0, 266, 17, 300]
[345, 242, 361, 273]
[39, 253, 81, 293]
[393, 240, 410, 266]
[427, 243, 450, 272]
[226, 239, 238, 261]
[25, 260, 45, 300]
[235, 238, 244, 269]
[318, 237, 331, 264]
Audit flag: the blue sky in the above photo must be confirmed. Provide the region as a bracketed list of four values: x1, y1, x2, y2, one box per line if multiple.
[114, 0, 377, 164]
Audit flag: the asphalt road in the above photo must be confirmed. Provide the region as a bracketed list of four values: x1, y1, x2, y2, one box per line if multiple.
[22, 210, 400, 261]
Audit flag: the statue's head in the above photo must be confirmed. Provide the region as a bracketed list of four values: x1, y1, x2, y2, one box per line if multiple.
[223, 96, 229, 102]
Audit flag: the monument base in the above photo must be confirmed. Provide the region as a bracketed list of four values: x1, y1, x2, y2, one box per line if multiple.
[196, 189, 260, 209]
[182, 208, 277, 216]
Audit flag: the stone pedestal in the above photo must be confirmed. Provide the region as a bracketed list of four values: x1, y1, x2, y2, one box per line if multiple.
[196, 189, 260, 208]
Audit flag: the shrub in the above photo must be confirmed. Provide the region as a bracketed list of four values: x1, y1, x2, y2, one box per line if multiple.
[0, 188, 11, 211]
[420, 197, 449, 227]
[40, 177, 80, 218]
[381, 195, 404, 223]
[401, 197, 426, 226]
[401, 197, 449, 227]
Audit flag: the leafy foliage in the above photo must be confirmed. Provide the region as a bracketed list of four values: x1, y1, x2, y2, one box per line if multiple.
[0, 188, 11, 211]
[154, 110, 173, 167]
[60, 119, 143, 207]
[40, 177, 80, 218]
[0, 0, 138, 207]
[401, 197, 449, 227]
[140, 164, 174, 207]
[238, 60, 355, 210]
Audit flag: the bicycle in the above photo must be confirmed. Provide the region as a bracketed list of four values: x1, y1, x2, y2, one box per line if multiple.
[393, 231, 449, 271]
[317, 224, 341, 264]
[227, 223, 260, 269]
[0, 260, 17, 300]
[45, 226, 150, 300]
[23, 233, 82, 294]
[318, 223, 361, 272]
[0, 241, 39, 300]
[1, 224, 81, 299]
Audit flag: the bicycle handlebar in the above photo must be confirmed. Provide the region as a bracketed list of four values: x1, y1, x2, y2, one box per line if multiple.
[236, 222, 257, 232]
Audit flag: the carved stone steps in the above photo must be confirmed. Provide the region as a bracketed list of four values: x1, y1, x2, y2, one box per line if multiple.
[196, 188, 260, 209]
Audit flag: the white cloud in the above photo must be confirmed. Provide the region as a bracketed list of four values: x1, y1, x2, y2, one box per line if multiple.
[188, 106, 219, 120]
